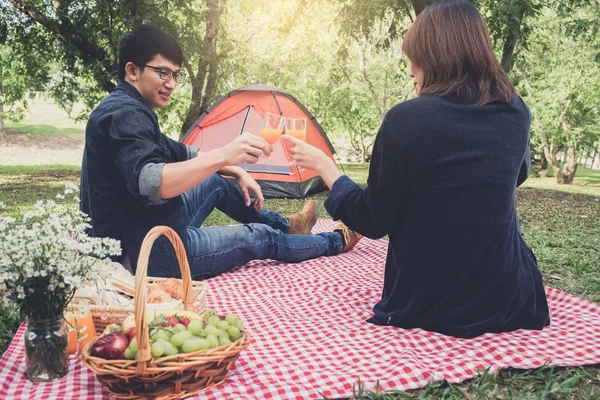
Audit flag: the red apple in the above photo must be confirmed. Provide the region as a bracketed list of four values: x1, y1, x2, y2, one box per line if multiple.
[90, 333, 130, 360]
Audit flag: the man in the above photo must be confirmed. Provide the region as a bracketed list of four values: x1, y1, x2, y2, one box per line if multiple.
[80, 24, 361, 279]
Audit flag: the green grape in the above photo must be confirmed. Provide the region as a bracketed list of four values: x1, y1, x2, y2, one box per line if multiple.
[196, 338, 210, 351]
[207, 315, 221, 327]
[205, 325, 220, 337]
[225, 314, 239, 325]
[203, 309, 216, 319]
[151, 341, 165, 358]
[151, 329, 171, 342]
[124, 346, 136, 360]
[217, 329, 229, 339]
[236, 320, 244, 329]
[171, 331, 193, 348]
[227, 326, 242, 341]
[219, 337, 232, 346]
[181, 338, 201, 353]
[172, 323, 186, 333]
[216, 320, 230, 330]
[206, 334, 219, 349]
[129, 338, 138, 352]
[163, 342, 179, 356]
[187, 320, 203, 335]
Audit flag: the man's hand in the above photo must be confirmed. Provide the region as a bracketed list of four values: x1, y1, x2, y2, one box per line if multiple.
[217, 132, 272, 166]
[237, 170, 264, 211]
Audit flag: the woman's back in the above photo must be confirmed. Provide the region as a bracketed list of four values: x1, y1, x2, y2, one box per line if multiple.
[296, 0, 550, 338]
[368, 93, 550, 338]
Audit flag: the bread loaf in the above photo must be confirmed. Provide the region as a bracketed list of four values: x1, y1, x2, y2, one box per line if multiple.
[158, 278, 185, 300]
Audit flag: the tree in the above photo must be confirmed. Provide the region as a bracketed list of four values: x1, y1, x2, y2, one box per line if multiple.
[0, 6, 53, 131]
[515, 6, 600, 184]
[322, 17, 414, 161]
[335, 0, 596, 75]
[1, 0, 230, 136]
[207, 0, 414, 161]
[1, 0, 132, 117]
[336, 0, 534, 73]
[149, 0, 227, 136]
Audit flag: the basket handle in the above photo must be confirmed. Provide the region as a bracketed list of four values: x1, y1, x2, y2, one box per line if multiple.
[133, 225, 194, 374]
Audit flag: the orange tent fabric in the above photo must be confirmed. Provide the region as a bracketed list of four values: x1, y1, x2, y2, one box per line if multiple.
[181, 85, 337, 198]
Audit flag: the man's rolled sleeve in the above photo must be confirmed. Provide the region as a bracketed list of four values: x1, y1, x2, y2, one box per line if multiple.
[187, 145, 199, 159]
[139, 162, 167, 205]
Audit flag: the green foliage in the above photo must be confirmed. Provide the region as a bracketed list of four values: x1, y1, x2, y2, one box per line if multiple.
[515, 6, 600, 158]
[0, 0, 126, 117]
[320, 16, 414, 160]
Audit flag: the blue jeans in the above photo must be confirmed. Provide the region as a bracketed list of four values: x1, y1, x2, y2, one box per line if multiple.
[182, 174, 343, 280]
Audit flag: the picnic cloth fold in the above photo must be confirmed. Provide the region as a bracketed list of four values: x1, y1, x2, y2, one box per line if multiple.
[1, 220, 599, 399]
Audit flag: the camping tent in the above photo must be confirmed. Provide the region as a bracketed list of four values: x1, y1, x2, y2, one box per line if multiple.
[181, 84, 337, 198]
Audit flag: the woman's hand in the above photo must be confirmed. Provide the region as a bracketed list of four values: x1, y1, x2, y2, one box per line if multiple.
[281, 134, 329, 171]
[281, 134, 342, 188]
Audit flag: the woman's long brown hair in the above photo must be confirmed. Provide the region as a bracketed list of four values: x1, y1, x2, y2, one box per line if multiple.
[402, 0, 515, 105]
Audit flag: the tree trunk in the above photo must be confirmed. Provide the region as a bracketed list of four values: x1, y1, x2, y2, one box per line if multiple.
[556, 145, 578, 184]
[593, 143, 600, 170]
[0, 81, 4, 132]
[554, 96, 576, 184]
[500, 0, 528, 73]
[585, 148, 592, 168]
[180, 0, 226, 137]
[540, 153, 548, 170]
[592, 143, 600, 169]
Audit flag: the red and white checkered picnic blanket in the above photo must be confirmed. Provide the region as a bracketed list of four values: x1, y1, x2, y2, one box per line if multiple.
[1, 220, 599, 399]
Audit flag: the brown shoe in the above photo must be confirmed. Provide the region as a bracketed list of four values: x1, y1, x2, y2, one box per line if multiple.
[287, 200, 319, 235]
[334, 222, 363, 252]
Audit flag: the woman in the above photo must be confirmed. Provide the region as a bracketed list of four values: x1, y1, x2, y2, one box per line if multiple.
[282, 0, 550, 338]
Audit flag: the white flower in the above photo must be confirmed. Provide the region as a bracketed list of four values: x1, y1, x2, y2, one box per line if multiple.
[0, 184, 121, 316]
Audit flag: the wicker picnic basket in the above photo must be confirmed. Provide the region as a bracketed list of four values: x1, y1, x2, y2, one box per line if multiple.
[81, 226, 251, 400]
[70, 276, 208, 335]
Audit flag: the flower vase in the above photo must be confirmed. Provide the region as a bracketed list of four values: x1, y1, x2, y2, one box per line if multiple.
[24, 316, 69, 382]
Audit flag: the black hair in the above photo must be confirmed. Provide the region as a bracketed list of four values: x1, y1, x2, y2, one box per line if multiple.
[118, 24, 184, 80]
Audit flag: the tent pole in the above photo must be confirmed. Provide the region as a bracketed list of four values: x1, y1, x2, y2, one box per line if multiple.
[239, 106, 251, 136]
[271, 91, 284, 115]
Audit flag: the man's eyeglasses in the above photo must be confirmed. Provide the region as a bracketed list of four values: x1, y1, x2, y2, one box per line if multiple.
[144, 65, 186, 83]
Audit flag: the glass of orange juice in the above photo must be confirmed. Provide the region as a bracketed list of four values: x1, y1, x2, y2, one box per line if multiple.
[284, 117, 307, 145]
[260, 112, 284, 146]
[65, 301, 97, 358]
[284, 117, 307, 166]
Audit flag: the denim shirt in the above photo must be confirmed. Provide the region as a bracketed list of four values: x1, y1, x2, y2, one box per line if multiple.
[80, 81, 194, 276]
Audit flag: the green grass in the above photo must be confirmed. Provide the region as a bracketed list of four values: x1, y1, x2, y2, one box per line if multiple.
[1, 163, 599, 398]
[0, 165, 81, 218]
[3, 94, 86, 135]
[4, 123, 84, 136]
[523, 167, 600, 197]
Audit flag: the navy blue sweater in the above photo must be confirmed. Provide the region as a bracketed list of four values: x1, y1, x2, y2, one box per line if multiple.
[324, 94, 550, 338]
